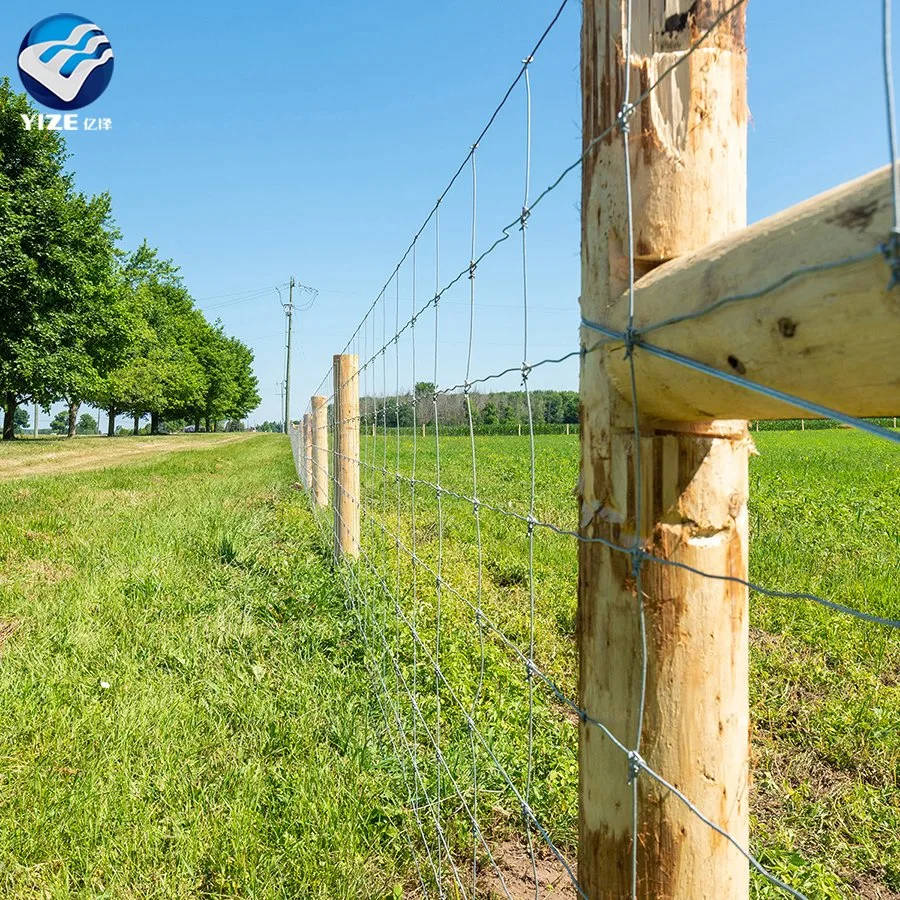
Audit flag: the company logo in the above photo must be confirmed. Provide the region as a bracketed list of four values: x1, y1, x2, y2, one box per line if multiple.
[17, 14, 114, 111]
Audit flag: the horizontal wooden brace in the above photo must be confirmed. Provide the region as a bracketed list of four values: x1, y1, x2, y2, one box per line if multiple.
[596, 166, 900, 421]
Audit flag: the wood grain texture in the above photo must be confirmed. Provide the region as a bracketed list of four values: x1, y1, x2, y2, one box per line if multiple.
[601, 165, 900, 420]
[579, 2, 750, 897]
[312, 395, 329, 508]
[333, 355, 360, 561]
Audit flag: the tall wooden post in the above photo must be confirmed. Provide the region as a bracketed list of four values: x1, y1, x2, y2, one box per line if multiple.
[579, 3, 749, 898]
[300, 414, 309, 490]
[311, 394, 328, 508]
[305, 414, 315, 494]
[333, 354, 360, 560]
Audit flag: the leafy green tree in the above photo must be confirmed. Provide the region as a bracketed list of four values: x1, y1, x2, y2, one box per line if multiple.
[76, 413, 97, 435]
[50, 410, 69, 434]
[0, 81, 126, 440]
[0, 80, 70, 439]
[98, 244, 205, 435]
[12, 408, 29, 434]
[480, 401, 499, 425]
[186, 327, 259, 432]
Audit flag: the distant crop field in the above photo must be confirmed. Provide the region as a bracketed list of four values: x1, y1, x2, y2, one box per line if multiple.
[350, 428, 899, 898]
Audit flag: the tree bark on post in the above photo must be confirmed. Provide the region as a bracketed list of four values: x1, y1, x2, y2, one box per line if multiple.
[312, 395, 329, 508]
[333, 354, 359, 561]
[579, 3, 749, 898]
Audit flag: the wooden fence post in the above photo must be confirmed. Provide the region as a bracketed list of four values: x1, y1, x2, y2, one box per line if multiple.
[289, 422, 300, 477]
[296, 419, 306, 487]
[305, 414, 315, 493]
[333, 354, 360, 560]
[300, 414, 309, 490]
[311, 395, 328, 508]
[579, 3, 749, 898]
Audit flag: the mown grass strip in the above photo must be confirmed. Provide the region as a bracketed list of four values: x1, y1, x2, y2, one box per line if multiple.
[0, 436, 413, 899]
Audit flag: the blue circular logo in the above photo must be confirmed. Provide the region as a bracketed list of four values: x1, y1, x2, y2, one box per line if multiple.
[17, 13, 114, 111]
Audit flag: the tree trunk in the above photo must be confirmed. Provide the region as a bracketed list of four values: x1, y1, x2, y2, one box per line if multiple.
[134, 413, 140, 435]
[204, 416, 211, 433]
[194, 415, 200, 432]
[150, 412, 160, 436]
[3, 394, 17, 441]
[67, 400, 80, 439]
[107, 408, 116, 437]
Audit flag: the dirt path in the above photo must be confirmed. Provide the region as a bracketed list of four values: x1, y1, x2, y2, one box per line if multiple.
[0, 434, 253, 481]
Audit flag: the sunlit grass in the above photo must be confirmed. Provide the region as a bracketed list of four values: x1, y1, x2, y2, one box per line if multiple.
[347, 428, 899, 898]
[0, 436, 413, 899]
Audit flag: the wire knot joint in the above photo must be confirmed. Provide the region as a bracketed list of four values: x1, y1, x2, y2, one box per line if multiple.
[617, 101, 636, 135]
[627, 749, 645, 783]
[630, 546, 645, 579]
[623, 326, 638, 360]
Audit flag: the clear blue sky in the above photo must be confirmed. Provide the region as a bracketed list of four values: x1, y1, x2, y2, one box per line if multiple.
[1, 1, 895, 427]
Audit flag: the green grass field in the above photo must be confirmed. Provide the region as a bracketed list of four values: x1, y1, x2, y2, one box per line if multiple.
[0, 435, 414, 899]
[0, 430, 896, 898]
[346, 427, 899, 899]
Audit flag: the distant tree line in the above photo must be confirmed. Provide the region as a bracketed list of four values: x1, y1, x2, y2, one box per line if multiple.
[0, 80, 260, 441]
[358, 382, 579, 429]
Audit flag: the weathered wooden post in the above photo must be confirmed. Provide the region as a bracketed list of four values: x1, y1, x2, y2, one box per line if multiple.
[333, 354, 360, 560]
[305, 414, 315, 493]
[579, 3, 749, 898]
[300, 414, 309, 490]
[311, 394, 329, 508]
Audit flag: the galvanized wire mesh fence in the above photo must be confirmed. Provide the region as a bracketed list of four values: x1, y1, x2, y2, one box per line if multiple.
[292, 1, 900, 896]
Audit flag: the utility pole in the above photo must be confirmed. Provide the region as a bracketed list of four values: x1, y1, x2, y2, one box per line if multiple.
[283, 277, 295, 435]
[277, 381, 286, 432]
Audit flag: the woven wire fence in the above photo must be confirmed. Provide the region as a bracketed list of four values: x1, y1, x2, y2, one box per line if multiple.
[292, 1, 900, 897]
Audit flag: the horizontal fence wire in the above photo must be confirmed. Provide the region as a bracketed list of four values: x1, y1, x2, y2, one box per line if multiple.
[292, 1, 900, 898]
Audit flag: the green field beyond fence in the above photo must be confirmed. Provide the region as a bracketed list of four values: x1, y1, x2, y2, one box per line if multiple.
[0, 431, 896, 898]
[300, 427, 900, 899]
